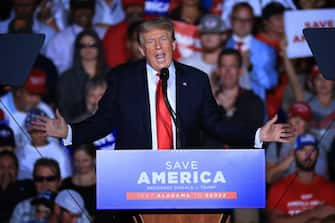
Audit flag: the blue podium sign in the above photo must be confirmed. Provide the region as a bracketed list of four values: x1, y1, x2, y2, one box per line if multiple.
[97, 149, 265, 210]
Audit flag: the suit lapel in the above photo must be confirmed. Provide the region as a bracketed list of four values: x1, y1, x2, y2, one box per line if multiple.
[175, 62, 186, 148]
[137, 61, 152, 147]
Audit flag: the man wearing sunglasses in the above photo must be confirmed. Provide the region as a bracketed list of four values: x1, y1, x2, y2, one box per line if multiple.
[9, 158, 62, 223]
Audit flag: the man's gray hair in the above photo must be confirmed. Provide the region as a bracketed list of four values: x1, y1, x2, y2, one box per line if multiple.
[138, 17, 176, 45]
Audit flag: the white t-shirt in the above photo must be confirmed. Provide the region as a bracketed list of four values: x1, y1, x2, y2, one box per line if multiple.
[180, 52, 216, 76]
[16, 141, 72, 180]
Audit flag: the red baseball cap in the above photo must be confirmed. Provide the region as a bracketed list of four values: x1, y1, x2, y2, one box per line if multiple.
[122, 0, 144, 8]
[24, 69, 47, 95]
[308, 64, 321, 82]
[288, 102, 312, 122]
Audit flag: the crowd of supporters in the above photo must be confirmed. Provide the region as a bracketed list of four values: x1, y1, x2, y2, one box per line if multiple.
[0, 0, 335, 222]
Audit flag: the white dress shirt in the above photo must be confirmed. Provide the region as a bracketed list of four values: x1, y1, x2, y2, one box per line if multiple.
[232, 34, 252, 52]
[146, 63, 176, 150]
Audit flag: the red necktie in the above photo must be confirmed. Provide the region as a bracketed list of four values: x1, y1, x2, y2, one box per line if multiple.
[236, 41, 244, 53]
[156, 73, 173, 150]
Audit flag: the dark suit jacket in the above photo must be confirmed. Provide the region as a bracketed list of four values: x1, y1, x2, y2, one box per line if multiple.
[71, 59, 256, 149]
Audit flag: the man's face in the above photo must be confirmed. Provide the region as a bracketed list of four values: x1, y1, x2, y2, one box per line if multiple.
[125, 5, 144, 23]
[216, 54, 241, 89]
[200, 33, 223, 53]
[13, 0, 37, 19]
[231, 7, 253, 37]
[0, 156, 17, 183]
[72, 8, 94, 28]
[29, 130, 48, 146]
[138, 28, 175, 71]
[16, 89, 41, 112]
[289, 116, 307, 136]
[34, 166, 61, 193]
[295, 145, 318, 172]
[265, 14, 284, 35]
[313, 74, 334, 96]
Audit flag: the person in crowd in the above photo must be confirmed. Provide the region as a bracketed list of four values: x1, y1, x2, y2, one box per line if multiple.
[292, 0, 331, 9]
[267, 133, 335, 223]
[0, 124, 16, 152]
[0, 151, 35, 222]
[226, 2, 278, 102]
[181, 14, 228, 76]
[81, 78, 116, 150]
[122, 0, 144, 24]
[10, 158, 62, 223]
[4, 13, 59, 107]
[45, 0, 106, 73]
[70, 76, 108, 123]
[57, 29, 108, 123]
[93, 0, 125, 28]
[289, 64, 335, 155]
[168, 0, 207, 25]
[49, 189, 91, 223]
[0, 0, 55, 49]
[61, 144, 96, 220]
[266, 102, 328, 184]
[36, 0, 68, 32]
[207, 48, 264, 148]
[17, 108, 72, 180]
[29, 191, 56, 223]
[126, 19, 145, 62]
[33, 54, 59, 108]
[0, 69, 54, 151]
[103, 0, 145, 67]
[256, 2, 289, 119]
[305, 65, 335, 129]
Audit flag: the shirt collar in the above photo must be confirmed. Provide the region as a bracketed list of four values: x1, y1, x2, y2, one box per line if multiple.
[146, 62, 176, 83]
[232, 34, 252, 44]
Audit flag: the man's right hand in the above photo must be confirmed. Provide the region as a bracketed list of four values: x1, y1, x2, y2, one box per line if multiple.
[32, 109, 68, 139]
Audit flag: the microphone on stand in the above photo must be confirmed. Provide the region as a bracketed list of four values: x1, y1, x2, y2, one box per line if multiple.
[160, 68, 181, 148]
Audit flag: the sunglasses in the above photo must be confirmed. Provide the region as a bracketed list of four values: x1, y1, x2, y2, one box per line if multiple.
[232, 17, 253, 23]
[34, 175, 58, 182]
[78, 42, 98, 49]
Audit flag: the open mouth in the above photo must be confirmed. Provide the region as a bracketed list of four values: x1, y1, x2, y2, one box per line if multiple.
[155, 53, 166, 63]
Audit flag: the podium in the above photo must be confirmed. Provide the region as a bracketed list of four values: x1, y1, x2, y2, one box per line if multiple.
[96, 149, 265, 223]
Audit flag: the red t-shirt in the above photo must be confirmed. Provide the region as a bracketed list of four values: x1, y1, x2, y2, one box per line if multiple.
[103, 19, 130, 67]
[267, 173, 335, 216]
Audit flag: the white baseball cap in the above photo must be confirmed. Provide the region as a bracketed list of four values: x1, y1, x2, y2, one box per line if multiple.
[55, 189, 85, 215]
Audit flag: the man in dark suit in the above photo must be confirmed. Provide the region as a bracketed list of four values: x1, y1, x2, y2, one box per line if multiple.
[34, 17, 293, 149]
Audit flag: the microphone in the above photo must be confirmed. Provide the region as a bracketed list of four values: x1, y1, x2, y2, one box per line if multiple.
[159, 68, 181, 148]
[160, 67, 169, 83]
